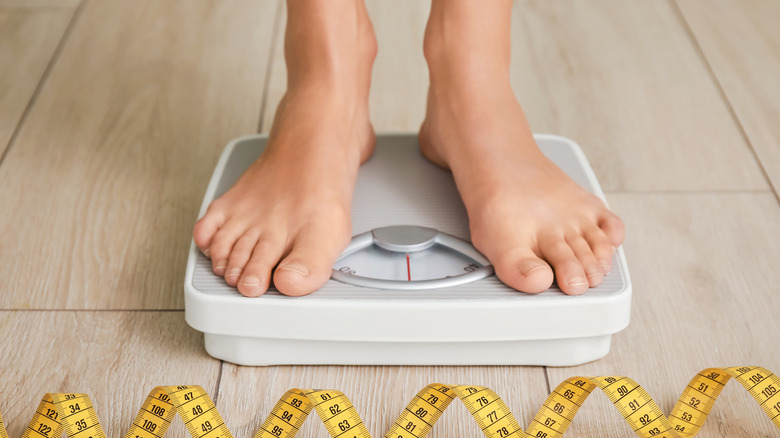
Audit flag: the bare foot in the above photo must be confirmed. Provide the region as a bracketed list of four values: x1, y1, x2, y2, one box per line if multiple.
[193, 2, 377, 297]
[419, 4, 625, 295]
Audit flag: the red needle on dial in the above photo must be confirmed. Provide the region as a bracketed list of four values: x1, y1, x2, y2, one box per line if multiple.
[406, 253, 411, 282]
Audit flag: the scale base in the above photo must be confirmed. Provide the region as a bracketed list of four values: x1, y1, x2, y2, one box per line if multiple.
[186, 133, 631, 367]
[205, 334, 612, 367]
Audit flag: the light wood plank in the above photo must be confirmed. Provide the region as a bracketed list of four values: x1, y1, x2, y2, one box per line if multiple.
[217, 364, 549, 437]
[676, 0, 780, 196]
[510, 0, 768, 192]
[0, 8, 73, 156]
[0, 1, 278, 310]
[546, 193, 780, 437]
[368, 1, 430, 132]
[0, 311, 220, 437]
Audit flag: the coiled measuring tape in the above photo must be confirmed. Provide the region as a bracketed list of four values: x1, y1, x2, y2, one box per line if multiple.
[1, 366, 777, 438]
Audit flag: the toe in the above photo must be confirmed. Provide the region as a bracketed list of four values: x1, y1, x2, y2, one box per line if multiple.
[540, 236, 589, 295]
[192, 204, 227, 256]
[209, 226, 241, 277]
[237, 237, 286, 297]
[583, 227, 614, 274]
[598, 211, 625, 247]
[566, 234, 604, 287]
[273, 228, 347, 297]
[273, 252, 334, 297]
[492, 247, 554, 294]
[224, 232, 260, 286]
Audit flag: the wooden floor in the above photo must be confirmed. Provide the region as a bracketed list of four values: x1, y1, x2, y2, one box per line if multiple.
[1, 1, 778, 436]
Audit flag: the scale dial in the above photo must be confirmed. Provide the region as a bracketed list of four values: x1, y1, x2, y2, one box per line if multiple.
[331, 225, 494, 290]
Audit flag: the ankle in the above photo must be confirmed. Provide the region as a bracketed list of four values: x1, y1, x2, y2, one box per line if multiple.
[423, 6, 512, 89]
[285, 7, 377, 90]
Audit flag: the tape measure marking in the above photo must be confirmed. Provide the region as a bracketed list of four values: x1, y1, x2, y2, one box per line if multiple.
[0, 367, 777, 438]
[253, 389, 370, 438]
[19, 393, 106, 438]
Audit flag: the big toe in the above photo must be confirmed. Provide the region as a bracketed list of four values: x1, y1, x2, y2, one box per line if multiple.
[273, 229, 344, 296]
[273, 256, 333, 297]
[492, 248, 554, 294]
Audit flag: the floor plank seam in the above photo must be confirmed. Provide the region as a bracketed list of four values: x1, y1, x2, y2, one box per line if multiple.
[256, 0, 284, 134]
[542, 366, 551, 394]
[0, 0, 85, 170]
[212, 361, 225, 405]
[669, 0, 780, 204]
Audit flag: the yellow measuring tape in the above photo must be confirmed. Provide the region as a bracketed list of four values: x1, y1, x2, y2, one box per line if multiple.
[1, 366, 778, 438]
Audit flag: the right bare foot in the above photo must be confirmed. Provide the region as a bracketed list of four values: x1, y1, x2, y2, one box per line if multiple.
[193, 2, 377, 297]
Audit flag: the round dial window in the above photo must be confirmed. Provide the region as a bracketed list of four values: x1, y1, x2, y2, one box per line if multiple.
[331, 225, 494, 290]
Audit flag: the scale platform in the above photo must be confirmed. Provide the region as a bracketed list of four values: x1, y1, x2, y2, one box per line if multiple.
[185, 134, 631, 366]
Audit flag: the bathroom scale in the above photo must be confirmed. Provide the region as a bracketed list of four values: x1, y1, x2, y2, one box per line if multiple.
[184, 133, 631, 366]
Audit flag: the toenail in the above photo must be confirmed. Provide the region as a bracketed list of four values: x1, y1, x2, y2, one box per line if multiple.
[214, 265, 226, 275]
[568, 278, 588, 287]
[519, 264, 547, 277]
[226, 268, 241, 281]
[601, 263, 611, 273]
[586, 271, 601, 279]
[278, 261, 310, 277]
[241, 276, 260, 286]
[201, 248, 211, 258]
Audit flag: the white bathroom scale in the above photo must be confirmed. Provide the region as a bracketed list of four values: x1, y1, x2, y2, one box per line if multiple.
[184, 133, 631, 366]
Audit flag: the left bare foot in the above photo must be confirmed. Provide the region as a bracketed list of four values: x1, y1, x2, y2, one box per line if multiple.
[419, 5, 625, 294]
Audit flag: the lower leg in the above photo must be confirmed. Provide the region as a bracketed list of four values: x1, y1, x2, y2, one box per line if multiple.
[420, 0, 625, 294]
[193, 0, 377, 297]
